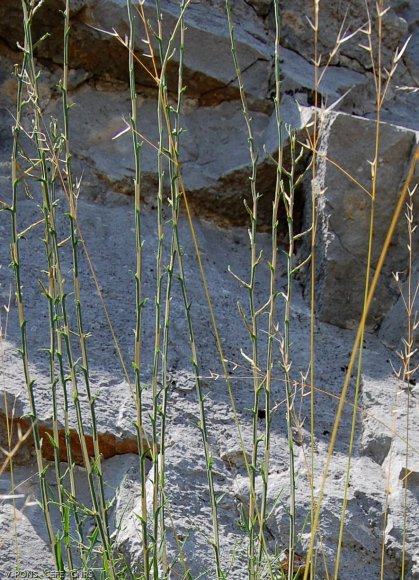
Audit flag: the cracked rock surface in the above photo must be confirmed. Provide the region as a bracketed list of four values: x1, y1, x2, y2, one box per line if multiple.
[0, 1, 418, 578]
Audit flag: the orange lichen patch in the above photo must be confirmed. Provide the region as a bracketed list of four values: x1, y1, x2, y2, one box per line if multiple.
[0, 412, 153, 467]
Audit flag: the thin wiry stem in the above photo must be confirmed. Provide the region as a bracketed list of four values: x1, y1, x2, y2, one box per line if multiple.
[157, 1, 187, 575]
[309, 5, 319, 574]
[155, 6, 222, 572]
[112, 11, 265, 575]
[57, 66, 114, 580]
[334, 2, 404, 574]
[400, 185, 417, 578]
[17, 1, 116, 574]
[126, 0, 149, 577]
[280, 130, 309, 580]
[258, 0, 282, 570]
[40, 126, 76, 571]
[10, 0, 56, 568]
[225, 2, 263, 574]
[61, 2, 114, 571]
[150, 0, 168, 574]
[303, 143, 419, 580]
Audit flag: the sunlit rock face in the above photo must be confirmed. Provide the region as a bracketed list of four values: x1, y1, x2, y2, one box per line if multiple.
[0, 1, 417, 578]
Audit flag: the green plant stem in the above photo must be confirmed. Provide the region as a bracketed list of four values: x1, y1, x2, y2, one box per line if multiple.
[258, 0, 282, 569]
[19, 2, 114, 572]
[334, 4, 383, 573]
[126, 1, 150, 577]
[41, 157, 76, 571]
[160, 57, 223, 580]
[310, 6, 320, 573]
[303, 143, 419, 580]
[225, 2, 263, 575]
[150, 1, 168, 575]
[52, 3, 115, 573]
[11, 0, 56, 567]
[400, 185, 416, 579]
[281, 130, 306, 580]
[157, 2, 187, 575]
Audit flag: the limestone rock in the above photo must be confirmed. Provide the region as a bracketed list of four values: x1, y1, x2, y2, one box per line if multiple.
[279, 47, 372, 112]
[0, 190, 418, 577]
[274, 0, 409, 75]
[40, 85, 311, 227]
[0, 0, 272, 104]
[300, 112, 418, 329]
[0, 0, 419, 578]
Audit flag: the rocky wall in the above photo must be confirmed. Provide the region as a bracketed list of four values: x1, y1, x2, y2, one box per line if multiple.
[0, 1, 418, 578]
